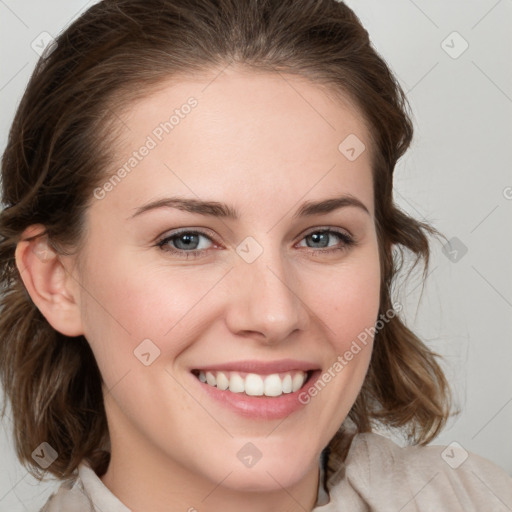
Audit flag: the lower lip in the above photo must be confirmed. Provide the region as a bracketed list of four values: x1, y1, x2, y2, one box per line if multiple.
[192, 370, 322, 420]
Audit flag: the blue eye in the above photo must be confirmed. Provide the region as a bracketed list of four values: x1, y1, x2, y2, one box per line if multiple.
[157, 230, 214, 259]
[298, 229, 355, 251]
[156, 228, 356, 259]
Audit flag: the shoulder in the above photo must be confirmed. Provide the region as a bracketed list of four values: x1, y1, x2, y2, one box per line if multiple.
[38, 461, 130, 512]
[322, 432, 512, 511]
[38, 470, 94, 512]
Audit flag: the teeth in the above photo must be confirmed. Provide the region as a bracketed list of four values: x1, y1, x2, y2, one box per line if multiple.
[263, 374, 282, 397]
[229, 373, 245, 393]
[196, 370, 308, 397]
[205, 371, 216, 387]
[292, 373, 304, 392]
[216, 371, 229, 390]
[282, 374, 292, 393]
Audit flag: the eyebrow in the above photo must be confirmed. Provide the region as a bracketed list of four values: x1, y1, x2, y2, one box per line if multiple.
[128, 194, 370, 220]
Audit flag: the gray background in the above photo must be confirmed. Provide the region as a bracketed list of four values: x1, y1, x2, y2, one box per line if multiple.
[1, 0, 511, 510]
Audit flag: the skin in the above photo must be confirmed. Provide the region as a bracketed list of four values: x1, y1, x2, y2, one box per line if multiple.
[16, 65, 381, 512]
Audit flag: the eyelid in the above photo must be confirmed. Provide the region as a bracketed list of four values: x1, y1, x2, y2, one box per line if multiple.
[156, 225, 357, 259]
[156, 225, 353, 244]
[300, 225, 354, 239]
[156, 227, 218, 244]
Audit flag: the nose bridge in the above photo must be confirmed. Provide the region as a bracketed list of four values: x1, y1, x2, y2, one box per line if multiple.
[226, 237, 309, 342]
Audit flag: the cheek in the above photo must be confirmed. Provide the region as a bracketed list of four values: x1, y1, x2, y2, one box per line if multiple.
[295, 247, 381, 434]
[77, 248, 224, 377]
[313, 248, 381, 351]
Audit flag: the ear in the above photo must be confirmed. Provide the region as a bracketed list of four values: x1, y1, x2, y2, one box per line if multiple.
[14, 224, 84, 337]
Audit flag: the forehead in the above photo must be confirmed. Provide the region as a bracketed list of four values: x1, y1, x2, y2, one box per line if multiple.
[98, 66, 375, 219]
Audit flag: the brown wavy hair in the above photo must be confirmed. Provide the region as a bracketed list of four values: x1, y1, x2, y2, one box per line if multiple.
[0, 0, 454, 481]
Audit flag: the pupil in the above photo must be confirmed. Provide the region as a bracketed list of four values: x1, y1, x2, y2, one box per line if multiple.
[177, 233, 198, 249]
[310, 232, 327, 248]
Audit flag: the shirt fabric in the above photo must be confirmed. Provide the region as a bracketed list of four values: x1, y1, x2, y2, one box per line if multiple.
[39, 432, 512, 511]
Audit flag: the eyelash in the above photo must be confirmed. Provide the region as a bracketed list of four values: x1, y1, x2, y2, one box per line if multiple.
[156, 228, 357, 260]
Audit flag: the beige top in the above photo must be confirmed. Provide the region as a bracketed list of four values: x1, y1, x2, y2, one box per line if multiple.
[39, 432, 512, 511]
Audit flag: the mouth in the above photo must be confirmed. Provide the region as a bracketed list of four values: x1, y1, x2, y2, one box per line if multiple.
[191, 368, 316, 398]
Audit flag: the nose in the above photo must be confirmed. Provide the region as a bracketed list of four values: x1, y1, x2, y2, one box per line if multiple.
[224, 246, 310, 345]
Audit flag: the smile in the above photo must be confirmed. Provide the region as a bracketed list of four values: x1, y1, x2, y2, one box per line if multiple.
[190, 359, 321, 419]
[192, 369, 311, 397]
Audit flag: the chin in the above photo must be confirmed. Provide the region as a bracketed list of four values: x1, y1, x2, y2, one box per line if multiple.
[203, 450, 317, 493]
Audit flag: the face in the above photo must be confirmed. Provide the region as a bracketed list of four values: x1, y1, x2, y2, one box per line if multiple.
[71, 66, 380, 494]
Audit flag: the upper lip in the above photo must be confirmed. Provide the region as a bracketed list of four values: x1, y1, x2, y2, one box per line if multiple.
[192, 359, 320, 374]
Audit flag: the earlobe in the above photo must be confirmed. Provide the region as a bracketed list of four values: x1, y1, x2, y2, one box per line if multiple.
[14, 224, 84, 337]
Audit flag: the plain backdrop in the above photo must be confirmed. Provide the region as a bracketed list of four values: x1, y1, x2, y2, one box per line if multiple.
[1, 0, 511, 510]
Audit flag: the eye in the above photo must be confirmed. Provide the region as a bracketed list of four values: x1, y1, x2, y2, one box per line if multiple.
[156, 227, 356, 259]
[296, 228, 355, 254]
[157, 229, 216, 259]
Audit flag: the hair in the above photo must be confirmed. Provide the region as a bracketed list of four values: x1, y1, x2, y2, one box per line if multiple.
[0, 0, 455, 482]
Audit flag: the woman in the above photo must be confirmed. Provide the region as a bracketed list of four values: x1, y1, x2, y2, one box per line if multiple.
[0, 0, 510, 511]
